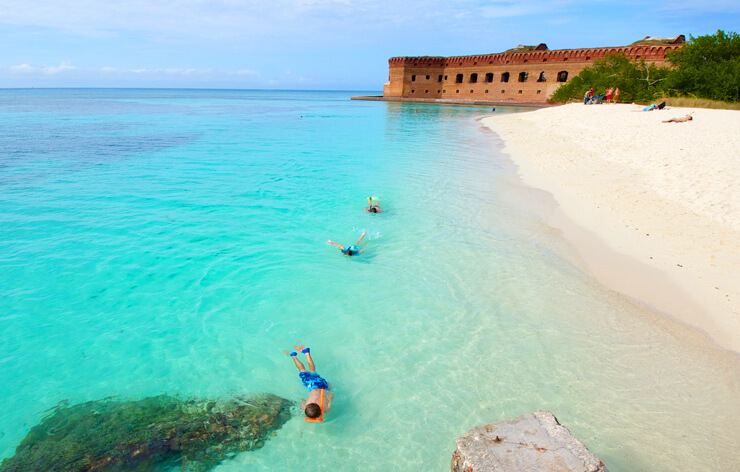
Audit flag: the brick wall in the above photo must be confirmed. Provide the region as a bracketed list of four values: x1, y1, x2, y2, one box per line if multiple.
[383, 43, 681, 104]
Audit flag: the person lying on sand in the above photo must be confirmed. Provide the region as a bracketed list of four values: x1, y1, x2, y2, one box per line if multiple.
[327, 232, 366, 256]
[283, 345, 333, 422]
[643, 98, 667, 111]
[663, 114, 693, 123]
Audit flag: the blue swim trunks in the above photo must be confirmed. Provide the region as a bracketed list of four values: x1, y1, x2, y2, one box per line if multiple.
[299, 372, 329, 391]
[343, 245, 361, 256]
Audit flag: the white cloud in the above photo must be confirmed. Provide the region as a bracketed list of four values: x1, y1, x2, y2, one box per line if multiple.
[9, 64, 34, 73]
[3, 63, 250, 80]
[8, 61, 76, 74]
[125, 67, 211, 75]
[45, 61, 76, 74]
[0, 0, 567, 37]
[0, 0, 736, 42]
[656, 0, 740, 13]
[0, 1, 353, 37]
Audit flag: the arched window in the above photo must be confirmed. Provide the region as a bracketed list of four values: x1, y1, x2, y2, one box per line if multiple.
[501, 72, 510, 83]
[485, 73, 493, 83]
[518, 72, 528, 82]
[470, 73, 478, 83]
[537, 72, 546, 82]
[557, 71, 568, 82]
[456, 74, 463, 83]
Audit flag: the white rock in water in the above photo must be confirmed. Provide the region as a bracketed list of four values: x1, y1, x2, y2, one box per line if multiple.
[451, 410, 608, 472]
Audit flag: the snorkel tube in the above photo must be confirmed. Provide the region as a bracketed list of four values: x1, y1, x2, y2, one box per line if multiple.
[304, 389, 325, 423]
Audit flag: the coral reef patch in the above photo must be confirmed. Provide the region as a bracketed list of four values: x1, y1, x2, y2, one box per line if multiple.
[0, 393, 292, 472]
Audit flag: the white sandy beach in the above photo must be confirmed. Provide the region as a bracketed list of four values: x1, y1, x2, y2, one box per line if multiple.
[483, 103, 740, 353]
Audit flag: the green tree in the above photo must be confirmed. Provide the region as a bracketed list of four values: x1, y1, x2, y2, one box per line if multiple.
[664, 30, 740, 102]
[551, 53, 669, 103]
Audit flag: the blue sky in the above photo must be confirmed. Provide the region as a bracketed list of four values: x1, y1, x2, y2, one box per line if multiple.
[1, 0, 738, 90]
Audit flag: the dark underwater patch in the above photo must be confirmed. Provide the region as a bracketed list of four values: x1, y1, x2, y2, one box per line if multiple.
[0, 393, 292, 472]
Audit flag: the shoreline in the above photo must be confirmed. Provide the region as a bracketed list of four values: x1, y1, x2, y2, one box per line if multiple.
[482, 103, 740, 353]
[350, 95, 553, 107]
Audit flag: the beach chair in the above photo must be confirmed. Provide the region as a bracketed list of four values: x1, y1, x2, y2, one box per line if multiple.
[587, 94, 603, 105]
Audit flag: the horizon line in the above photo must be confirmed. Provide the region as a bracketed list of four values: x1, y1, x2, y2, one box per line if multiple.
[0, 86, 383, 93]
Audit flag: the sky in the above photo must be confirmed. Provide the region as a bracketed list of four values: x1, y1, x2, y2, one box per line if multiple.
[0, 0, 738, 90]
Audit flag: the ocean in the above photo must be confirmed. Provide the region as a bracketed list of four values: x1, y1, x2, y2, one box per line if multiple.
[0, 89, 738, 471]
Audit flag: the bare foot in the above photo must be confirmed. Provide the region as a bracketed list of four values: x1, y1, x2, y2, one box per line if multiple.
[282, 350, 293, 356]
[294, 344, 306, 352]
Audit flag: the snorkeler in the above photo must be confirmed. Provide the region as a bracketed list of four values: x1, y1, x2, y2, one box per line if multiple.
[364, 197, 383, 213]
[283, 345, 333, 422]
[327, 232, 366, 256]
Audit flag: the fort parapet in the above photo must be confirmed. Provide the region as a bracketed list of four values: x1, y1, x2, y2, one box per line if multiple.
[374, 36, 684, 105]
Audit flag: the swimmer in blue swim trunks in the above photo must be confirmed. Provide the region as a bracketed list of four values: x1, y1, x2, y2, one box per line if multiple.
[327, 232, 366, 256]
[283, 345, 333, 421]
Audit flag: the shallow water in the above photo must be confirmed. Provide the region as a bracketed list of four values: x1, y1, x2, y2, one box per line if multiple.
[0, 89, 738, 471]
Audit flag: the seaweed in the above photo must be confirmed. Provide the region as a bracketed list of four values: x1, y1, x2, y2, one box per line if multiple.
[0, 393, 292, 472]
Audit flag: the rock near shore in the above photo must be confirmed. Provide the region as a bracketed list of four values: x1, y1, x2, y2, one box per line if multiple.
[451, 410, 607, 472]
[0, 393, 292, 472]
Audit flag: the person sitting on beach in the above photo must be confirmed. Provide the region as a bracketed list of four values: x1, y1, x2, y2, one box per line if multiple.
[327, 232, 366, 256]
[662, 114, 693, 123]
[365, 197, 383, 213]
[283, 345, 333, 422]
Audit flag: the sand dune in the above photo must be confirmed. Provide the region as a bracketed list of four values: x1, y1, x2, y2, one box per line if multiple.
[483, 103, 740, 352]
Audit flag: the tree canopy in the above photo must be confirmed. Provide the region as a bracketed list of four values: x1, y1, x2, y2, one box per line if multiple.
[663, 30, 740, 102]
[551, 30, 740, 103]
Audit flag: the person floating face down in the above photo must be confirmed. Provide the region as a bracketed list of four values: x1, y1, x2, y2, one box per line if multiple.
[326, 232, 366, 256]
[364, 197, 382, 213]
[283, 345, 333, 422]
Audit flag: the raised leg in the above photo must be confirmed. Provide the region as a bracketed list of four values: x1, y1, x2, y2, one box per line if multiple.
[294, 345, 316, 372]
[327, 240, 345, 250]
[283, 350, 307, 372]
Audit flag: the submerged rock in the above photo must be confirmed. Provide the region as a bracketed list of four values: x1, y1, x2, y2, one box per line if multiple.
[451, 410, 608, 472]
[0, 393, 292, 472]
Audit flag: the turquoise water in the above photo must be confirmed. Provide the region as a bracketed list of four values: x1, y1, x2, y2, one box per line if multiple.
[1, 89, 738, 471]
